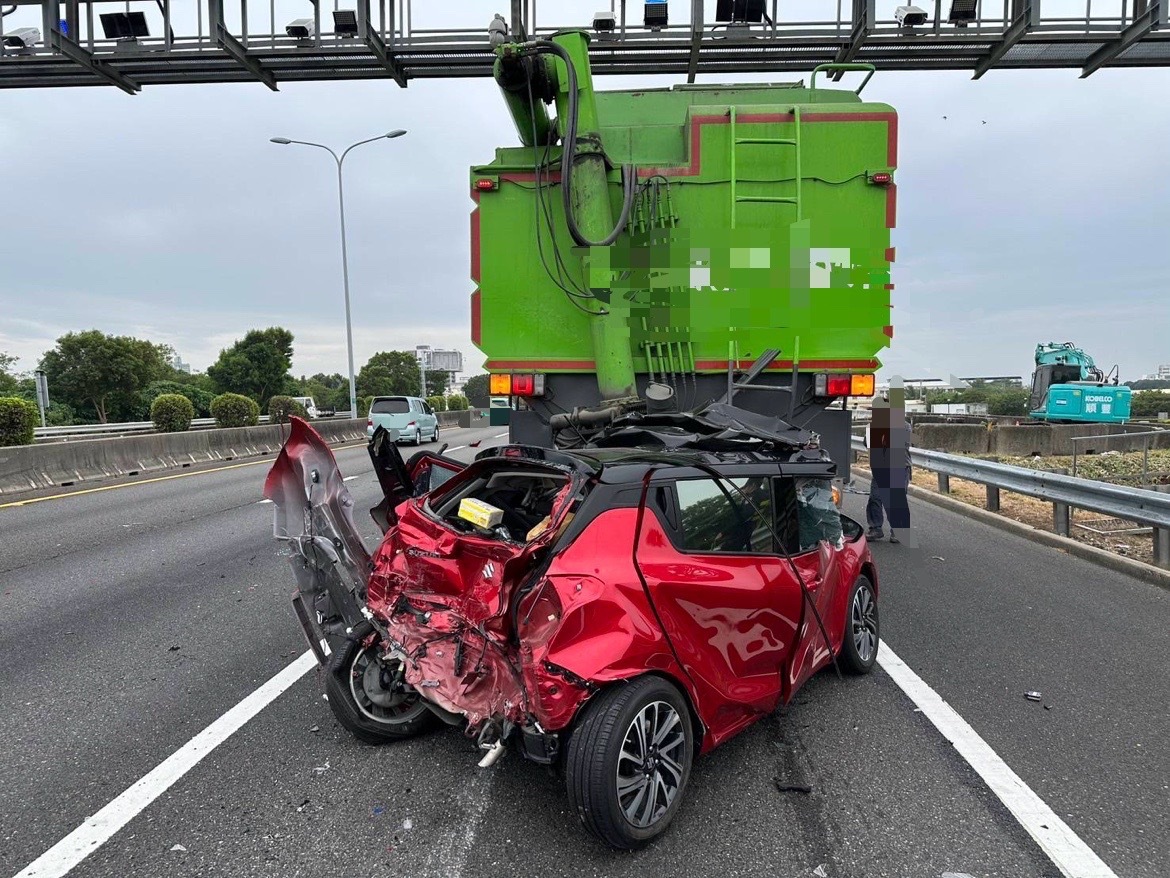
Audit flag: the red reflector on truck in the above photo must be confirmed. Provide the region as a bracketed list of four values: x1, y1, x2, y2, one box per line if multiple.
[474, 179, 497, 191]
[827, 375, 852, 396]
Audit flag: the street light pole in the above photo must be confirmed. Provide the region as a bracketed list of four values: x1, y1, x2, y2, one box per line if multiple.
[270, 130, 407, 419]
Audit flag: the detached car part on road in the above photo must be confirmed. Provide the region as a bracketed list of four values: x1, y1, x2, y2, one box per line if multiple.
[263, 409, 880, 849]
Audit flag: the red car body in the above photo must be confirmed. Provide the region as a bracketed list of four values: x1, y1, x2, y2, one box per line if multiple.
[265, 417, 880, 846]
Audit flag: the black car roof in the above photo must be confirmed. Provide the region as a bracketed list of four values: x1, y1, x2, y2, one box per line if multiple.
[474, 444, 837, 484]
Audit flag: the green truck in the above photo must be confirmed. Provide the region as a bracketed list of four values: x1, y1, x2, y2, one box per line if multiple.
[470, 32, 895, 469]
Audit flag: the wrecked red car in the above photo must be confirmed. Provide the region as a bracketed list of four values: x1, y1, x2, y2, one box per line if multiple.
[264, 409, 879, 849]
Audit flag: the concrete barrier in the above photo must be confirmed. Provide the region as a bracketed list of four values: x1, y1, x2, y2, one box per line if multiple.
[912, 423, 990, 455]
[0, 418, 368, 497]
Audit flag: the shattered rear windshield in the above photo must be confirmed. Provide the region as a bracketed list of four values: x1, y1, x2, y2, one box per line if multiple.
[428, 467, 571, 544]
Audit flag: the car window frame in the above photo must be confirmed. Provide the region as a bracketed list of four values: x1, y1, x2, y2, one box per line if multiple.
[660, 473, 780, 558]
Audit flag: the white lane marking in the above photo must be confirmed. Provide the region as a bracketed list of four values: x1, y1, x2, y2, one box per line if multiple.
[256, 499, 273, 505]
[494, 432, 508, 438]
[11, 650, 317, 878]
[447, 445, 466, 452]
[877, 641, 1119, 878]
[420, 770, 494, 877]
[343, 476, 358, 482]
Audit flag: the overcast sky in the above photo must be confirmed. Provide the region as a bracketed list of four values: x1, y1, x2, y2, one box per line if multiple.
[2, 1, 1168, 388]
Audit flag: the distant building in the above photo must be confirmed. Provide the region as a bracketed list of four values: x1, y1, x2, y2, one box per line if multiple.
[1158, 364, 1170, 380]
[171, 355, 191, 374]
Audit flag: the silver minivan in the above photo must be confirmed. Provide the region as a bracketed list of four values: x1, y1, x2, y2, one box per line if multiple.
[367, 396, 439, 445]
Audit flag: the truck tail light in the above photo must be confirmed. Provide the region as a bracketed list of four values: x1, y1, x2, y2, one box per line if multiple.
[869, 171, 892, 185]
[815, 372, 876, 399]
[490, 372, 546, 398]
[851, 374, 875, 397]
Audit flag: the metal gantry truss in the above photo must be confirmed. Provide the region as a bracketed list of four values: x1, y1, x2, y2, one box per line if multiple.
[1, 0, 1168, 94]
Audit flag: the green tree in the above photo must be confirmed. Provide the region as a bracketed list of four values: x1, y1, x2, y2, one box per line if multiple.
[462, 373, 490, 408]
[985, 389, 1029, 416]
[0, 351, 19, 395]
[357, 351, 422, 398]
[207, 327, 294, 405]
[424, 370, 450, 397]
[1131, 391, 1170, 419]
[39, 330, 171, 423]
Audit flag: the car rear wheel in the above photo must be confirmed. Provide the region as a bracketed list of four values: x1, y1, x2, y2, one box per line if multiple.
[565, 676, 694, 850]
[431, 424, 439, 443]
[839, 574, 879, 675]
[324, 622, 438, 744]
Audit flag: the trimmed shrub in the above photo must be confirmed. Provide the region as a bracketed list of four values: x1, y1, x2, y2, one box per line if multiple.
[426, 395, 447, 413]
[0, 397, 38, 446]
[268, 395, 308, 424]
[358, 396, 373, 418]
[211, 392, 260, 428]
[151, 394, 195, 433]
[446, 394, 469, 411]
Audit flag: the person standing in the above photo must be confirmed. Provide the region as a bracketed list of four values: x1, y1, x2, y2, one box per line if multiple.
[864, 391, 912, 542]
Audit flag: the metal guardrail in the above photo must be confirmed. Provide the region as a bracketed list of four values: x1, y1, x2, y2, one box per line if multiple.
[34, 416, 274, 441]
[850, 437, 1170, 568]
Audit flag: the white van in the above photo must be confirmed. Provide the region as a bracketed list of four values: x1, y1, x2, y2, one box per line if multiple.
[291, 397, 319, 418]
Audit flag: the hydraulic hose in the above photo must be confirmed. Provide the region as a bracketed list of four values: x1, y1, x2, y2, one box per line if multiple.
[526, 39, 637, 248]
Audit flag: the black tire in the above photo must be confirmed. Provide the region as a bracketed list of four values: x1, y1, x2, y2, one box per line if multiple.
[431, 424, 439, 444]
[838, 574, 879, 675]
[565, 676, 694, 850]
[323, 622, 438, 744]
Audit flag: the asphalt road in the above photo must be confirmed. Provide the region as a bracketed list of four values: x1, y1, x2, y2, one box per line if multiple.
[0, 433, 1166, 878]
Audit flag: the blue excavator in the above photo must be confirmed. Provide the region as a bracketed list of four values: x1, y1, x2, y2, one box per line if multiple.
[1027, 342, 1131, 424]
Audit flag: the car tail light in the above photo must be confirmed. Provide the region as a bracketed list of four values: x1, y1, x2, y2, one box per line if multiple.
[366, 418, 373, 428]
[407, 421, 416, 427]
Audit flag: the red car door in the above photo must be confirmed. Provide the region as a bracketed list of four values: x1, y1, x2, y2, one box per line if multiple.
[633, 475, 806, 746]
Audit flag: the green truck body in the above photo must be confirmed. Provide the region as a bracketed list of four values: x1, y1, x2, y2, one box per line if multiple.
[470, 36, 896, 468]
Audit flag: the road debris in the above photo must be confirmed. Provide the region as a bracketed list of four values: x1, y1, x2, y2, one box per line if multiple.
[313, 762, 330, 775]
[296, 798, 310, 813]
[931, 556, 945, 562]
[773, 777, 813, 794]
[168, 646, 181, 652]
[309, 725, 320, 734]
[403, 818, 413, 830]
[1025, 691, 1042, 702]
[372, 805, 385, 817]
[813, 865, 828, 877]
[169, 844, 187, 852]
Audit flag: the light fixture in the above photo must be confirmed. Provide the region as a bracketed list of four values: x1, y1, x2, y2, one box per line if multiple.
[332, 9, 358, 36]
[644, 0, 668, 29]
[488, 13, 508, 48]
[2, 27, 41, 49]
[593, 10, 616, 32]
[895, 5, 928, 27]
[948, 0, 977, 26]
[270, 137, 292, 144]
[286, 18, 315, 39]
[99, 11, 149, 40]
[715, 0, 766, 24]
[385, 129, 407, 138]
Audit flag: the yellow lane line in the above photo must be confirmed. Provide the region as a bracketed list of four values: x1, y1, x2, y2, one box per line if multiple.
[0, 440, 369, 510]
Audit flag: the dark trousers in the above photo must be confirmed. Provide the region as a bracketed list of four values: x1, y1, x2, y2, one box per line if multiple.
[867, 468, 911, 531]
